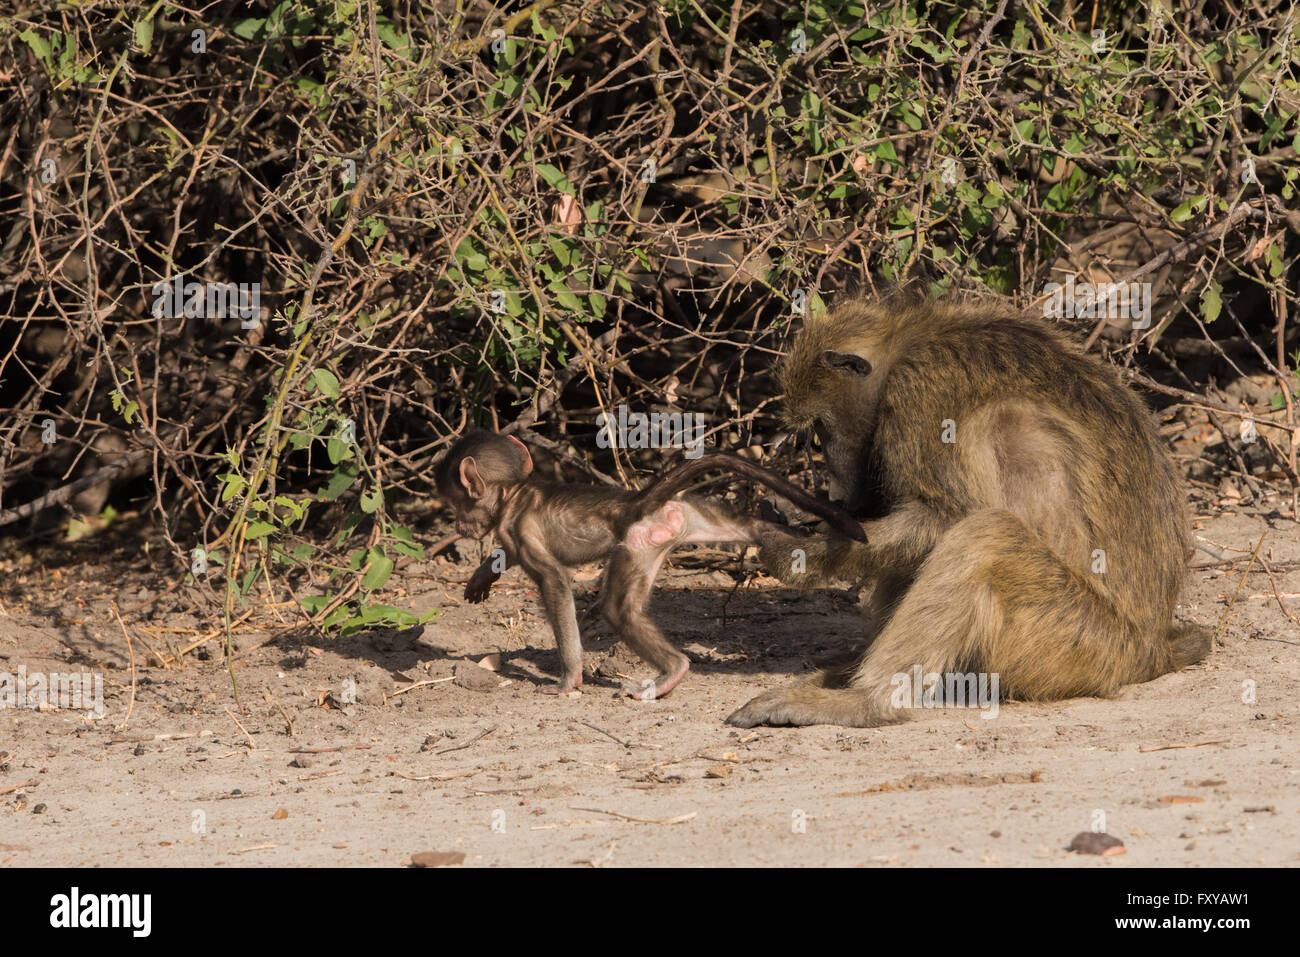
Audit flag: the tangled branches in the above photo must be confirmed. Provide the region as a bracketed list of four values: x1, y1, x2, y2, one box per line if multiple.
[0, 0, 1297, 642]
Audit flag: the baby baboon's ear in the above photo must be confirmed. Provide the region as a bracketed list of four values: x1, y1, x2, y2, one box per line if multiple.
[506, 434, 534, 477]
[459, 456, 488, 499]
[821, 350, 872, 377]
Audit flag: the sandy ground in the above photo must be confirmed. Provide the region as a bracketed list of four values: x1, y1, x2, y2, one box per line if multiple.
[0, 506, 1297, 868]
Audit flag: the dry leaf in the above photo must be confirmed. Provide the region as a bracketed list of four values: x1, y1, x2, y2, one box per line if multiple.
[1248, 230, 1283, 261]
[552, 194, 583, 235]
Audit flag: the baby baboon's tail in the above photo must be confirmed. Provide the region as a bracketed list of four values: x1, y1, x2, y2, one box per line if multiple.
[1167, 623, 1213, 670]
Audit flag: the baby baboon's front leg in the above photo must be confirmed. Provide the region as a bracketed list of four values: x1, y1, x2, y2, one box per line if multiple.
[530, 562, 584, 694]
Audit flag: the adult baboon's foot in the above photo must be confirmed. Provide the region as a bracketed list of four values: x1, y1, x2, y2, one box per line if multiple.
[725, 683, 899, 728]
[537, 670, 583, 695]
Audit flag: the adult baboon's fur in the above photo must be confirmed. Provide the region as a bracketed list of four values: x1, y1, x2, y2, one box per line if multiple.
[727, 299, 1212, 728]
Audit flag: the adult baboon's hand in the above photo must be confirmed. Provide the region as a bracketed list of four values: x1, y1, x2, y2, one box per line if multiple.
[758, 529, 863, 586]
[464, 562, 500, 603]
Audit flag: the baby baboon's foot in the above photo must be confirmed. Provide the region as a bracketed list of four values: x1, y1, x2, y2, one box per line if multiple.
[621, 656, 689, 701]
[625, 501, 686, 551]
[726, 684, 893, 728]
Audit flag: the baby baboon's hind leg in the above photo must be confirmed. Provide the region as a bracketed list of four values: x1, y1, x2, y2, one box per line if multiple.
[728, 509, 1152, 728]
[612, 498, 779, 700]
[602, 543, 689, 700]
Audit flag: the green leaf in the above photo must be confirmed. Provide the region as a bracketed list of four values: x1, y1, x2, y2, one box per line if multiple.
[897, 105, 922, 131]
[311, 368, 341, 398]
[375, 19, 410, 53]
[19, 29, 52, 62]
[1202, 282, 1222, 322]
[219, 473, 247, 504]
[392, 540, 423, 559]
[327, 436, 353, 464]
[358, 604, 405, 624]
[245, 520, 277, 540]
[1170, 195, 1206, 224]
[134, 18, 154, 51]
[273, 495, 305, 520]
[362, 551, 393, 590]
[360, 484, 383, 514]
[1266, 241, 1284, 279]
[551, 284, 583, 312]
[233, 17, 265, 39]
[535, 163, 573, 194]
[299, 594, 330, 614]
[548, 236, 577, 267]
[318, 462, 360, 501]
[323, 605, 352, 630]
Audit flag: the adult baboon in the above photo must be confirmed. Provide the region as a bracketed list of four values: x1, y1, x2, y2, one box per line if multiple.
[728, 299, 1211, 728]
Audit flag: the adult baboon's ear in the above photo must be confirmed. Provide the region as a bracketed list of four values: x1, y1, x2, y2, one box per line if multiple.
[506, 434, 534, 477]
[821, 350, 872, 377]
[459, 456, 488, 499]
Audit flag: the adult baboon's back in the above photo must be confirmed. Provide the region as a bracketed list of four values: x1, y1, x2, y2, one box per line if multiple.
[728, 299, 1210, 728]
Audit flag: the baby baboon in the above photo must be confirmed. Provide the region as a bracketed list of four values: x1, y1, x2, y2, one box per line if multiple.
[436, 430, 859, 698]
[728, 298, 1212, 728]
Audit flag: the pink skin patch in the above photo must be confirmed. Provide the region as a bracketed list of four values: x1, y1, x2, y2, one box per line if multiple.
[625, 501, 685, 551]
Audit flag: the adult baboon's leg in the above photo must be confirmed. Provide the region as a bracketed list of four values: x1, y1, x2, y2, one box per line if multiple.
[728, 509, 1160, 728]
[790, 573, 913, 691]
